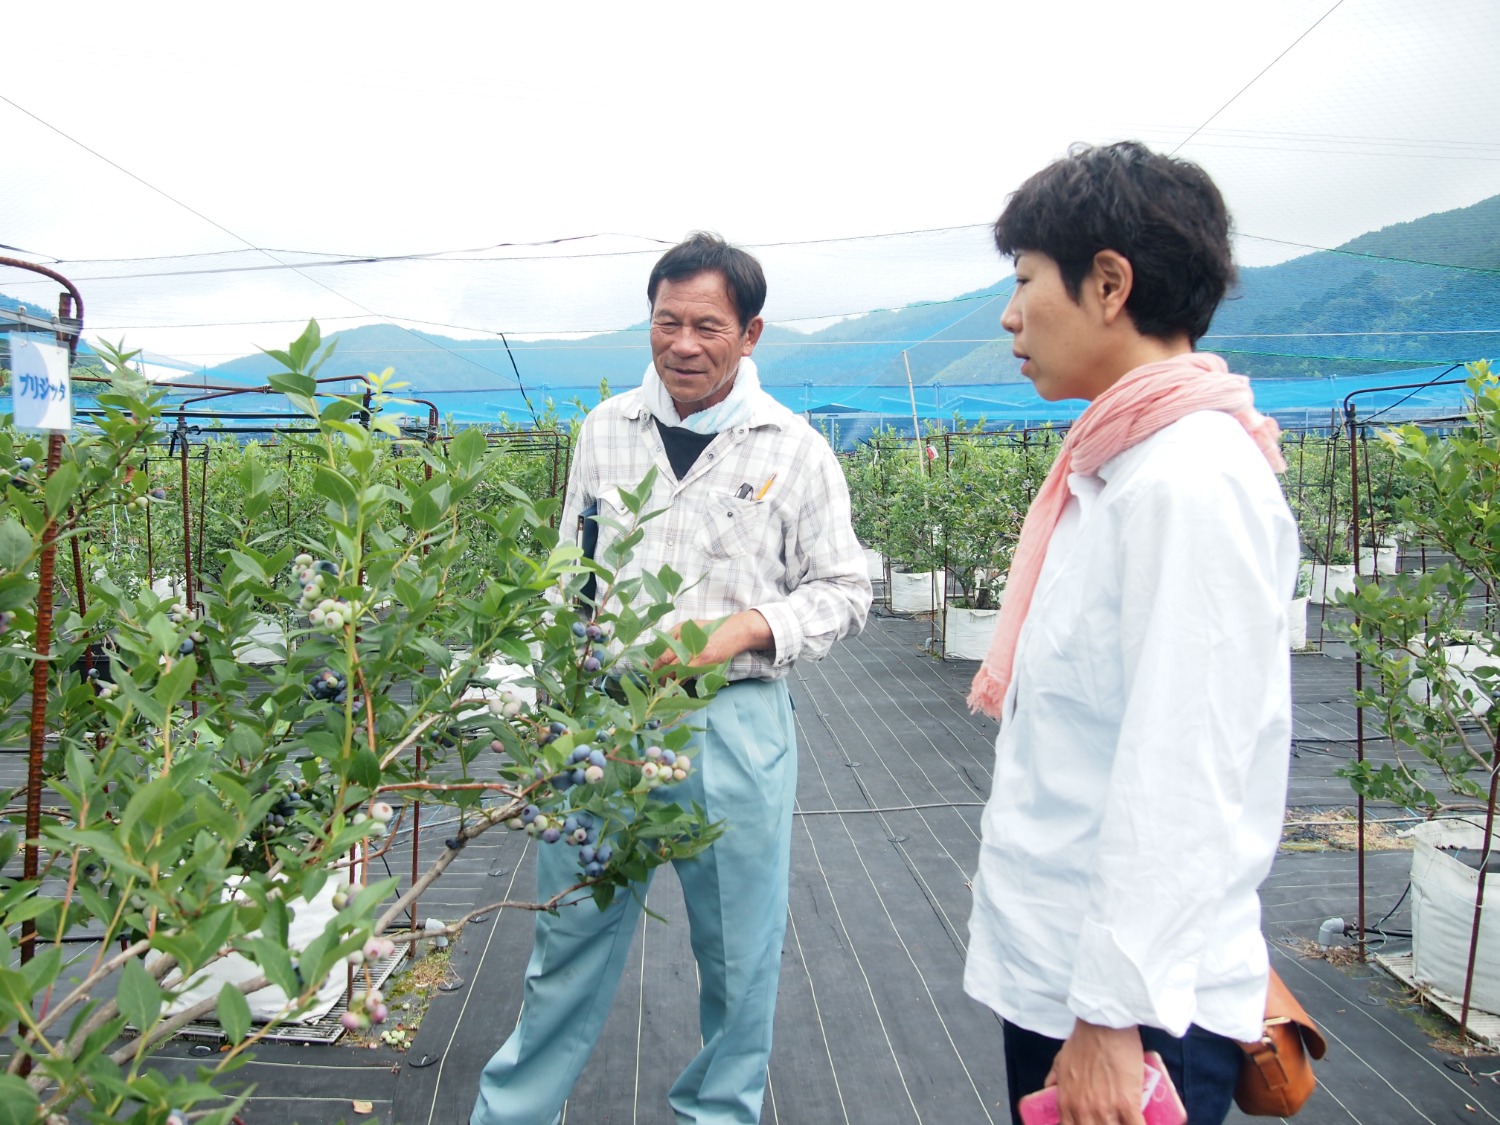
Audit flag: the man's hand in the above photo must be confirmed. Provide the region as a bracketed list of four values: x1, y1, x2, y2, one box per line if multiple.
[653, 610, 773, 673]
[1044, 1021, 1145, 1125]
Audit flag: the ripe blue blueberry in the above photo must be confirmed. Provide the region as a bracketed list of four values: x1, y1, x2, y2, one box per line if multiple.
[540, 826, 562, 844]
[582, 655, 602, 673]
[584, 862, 603, 878]
[587, 749, 607, 769]
[571, 621, 588, 638]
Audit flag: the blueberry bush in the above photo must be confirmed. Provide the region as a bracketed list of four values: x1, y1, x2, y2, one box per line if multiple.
[1335, 360, 1500, 811]
[0, 324, 720, 1124]
[841, 424, 1060, 606]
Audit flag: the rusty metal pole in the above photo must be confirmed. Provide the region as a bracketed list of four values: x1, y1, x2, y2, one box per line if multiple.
[21, 291, 79, 971]
[179, 421, 194, 612]
[1459, 765, 1500, 1041]
[1346, 403, 1368, 961]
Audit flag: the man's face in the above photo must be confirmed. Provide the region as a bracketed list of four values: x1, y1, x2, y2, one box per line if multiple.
[1000, 251, 1114, 402]
[650, 271, 764, 417]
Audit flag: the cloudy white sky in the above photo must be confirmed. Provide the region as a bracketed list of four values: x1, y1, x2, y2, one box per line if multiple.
[2, 0, 1496, 371]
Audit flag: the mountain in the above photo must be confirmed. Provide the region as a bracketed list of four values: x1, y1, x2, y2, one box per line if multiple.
[1204, 194, 1500, 378]
[6, 194, 1497, 394]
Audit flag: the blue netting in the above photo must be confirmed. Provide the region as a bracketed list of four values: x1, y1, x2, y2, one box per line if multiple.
[48, 362, 1484, 450]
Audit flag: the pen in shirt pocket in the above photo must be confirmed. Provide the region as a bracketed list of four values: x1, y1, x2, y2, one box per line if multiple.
[734, 474, 776, 501]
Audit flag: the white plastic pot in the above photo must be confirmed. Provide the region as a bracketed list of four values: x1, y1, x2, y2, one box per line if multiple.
[889, 570, 937, 615]
[862, 548, 885, 582]
[1410, 820, 1500, 1017]
[944, 605, 998, 660]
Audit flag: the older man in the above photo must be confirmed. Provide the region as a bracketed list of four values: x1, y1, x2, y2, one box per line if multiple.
[472, 232, 872, 1125]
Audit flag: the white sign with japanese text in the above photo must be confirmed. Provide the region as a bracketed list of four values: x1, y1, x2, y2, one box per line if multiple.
[10, 337, 72, 432]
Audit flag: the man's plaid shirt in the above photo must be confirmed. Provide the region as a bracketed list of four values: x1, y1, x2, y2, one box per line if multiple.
[560, 385, 872, 681]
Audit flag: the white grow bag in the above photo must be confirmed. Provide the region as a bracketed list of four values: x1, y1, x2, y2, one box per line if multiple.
[232, 615, 288, 665]
[1410, 819, 1500, 1017]
[944, 605, 999, 661]
[1305, 563, 1358, 606]
[153, 878, 348, 1024]
[1287, 596, 1309, 650]
[889, 570, 936, 615]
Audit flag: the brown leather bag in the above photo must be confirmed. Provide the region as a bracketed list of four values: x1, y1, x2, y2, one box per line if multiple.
[1235, 968, 1328, 1115]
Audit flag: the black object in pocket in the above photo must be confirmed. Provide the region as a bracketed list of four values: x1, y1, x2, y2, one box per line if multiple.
[578, 501, 600, 608]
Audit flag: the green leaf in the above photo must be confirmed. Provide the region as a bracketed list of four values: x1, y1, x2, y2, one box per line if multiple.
[217, 980, 252, 1044]
[0, 519, 31, 572]
[0, 1074, 41, 1125]
[116, 957, 164, 1030]
[43, 460, 80, 517]
[351, 747, 381, 790]
[119, 775, 185, 838]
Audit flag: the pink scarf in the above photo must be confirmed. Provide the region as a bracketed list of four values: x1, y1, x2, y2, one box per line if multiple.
[966, 352, 1286, 720]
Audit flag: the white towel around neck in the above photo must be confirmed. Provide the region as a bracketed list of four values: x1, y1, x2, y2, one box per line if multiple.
[640, 357, 761, 435]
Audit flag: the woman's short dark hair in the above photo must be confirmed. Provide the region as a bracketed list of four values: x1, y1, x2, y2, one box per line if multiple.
[993, 142, 1235, 343]
[647, 232, 767, 329]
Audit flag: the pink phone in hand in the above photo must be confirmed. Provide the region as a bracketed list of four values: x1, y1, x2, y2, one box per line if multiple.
[1017, 1050, 1187, 1125]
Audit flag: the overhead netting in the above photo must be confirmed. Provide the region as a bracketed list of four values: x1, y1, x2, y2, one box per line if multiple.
[2, 204, 1497, 446]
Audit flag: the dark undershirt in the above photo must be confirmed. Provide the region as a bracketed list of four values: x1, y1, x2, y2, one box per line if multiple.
[655, 418, 718, 480]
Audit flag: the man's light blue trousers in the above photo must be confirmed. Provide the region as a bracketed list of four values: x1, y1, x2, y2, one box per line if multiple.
[471, 678, 797, 1125]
